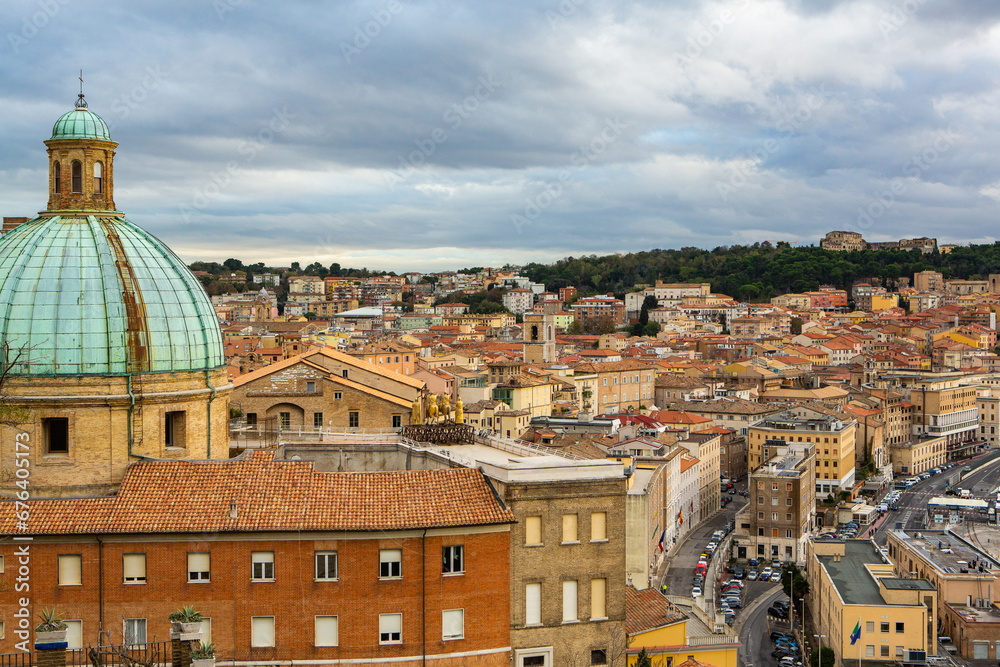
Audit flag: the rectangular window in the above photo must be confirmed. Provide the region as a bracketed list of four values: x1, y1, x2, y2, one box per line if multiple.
[865, 645, 874, 658]
[123, 619, 146, 646]
[315, 616, 338, 647]
[526, 583, 541, 625]
[392, 414, 402, 428]
[378, 613, 402, 644]
[442, 545, 464, 574]
[880, 645, 889, 657]
[315, 551, 338, 581]
[562, 514, 578, 543]
[246, 413, 257, 426]
[786, 513, 792, 521]
[866, 621, 874, 633]
[526, 516, 542, 545]
[591, 578, 607, 619]
[895, 622, 904, 633]
[58, 554, 82, 586]
[313, 412, 323, 429]
[380, 549, 402, 578]
[334, 392, 342, 400]
[251, 551, 274, 581]
[786, 530, 793, 538]
[896, 646, 904, 658]
[772, 497, 778, 505]
[592, 649, 608, 666]
[279, 412, 290, 430]
[123, 553, 146, 583]
[251, 617, 275, 648]
[164, 411, 186, 447]
[188, 552, 210, 582]
[563, 580, 578, 622]
[442, 609, 464, 640]
[65, 620, 82, 649]
[44, 417, 69, 455]
[881, 622, 889, 633]
[306, 381, 316, 392]
[349, 411, 359, 428]
[591, 512, 606, 541]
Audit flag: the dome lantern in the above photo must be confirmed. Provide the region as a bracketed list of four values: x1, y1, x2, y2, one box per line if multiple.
[45, 93, 117, 213]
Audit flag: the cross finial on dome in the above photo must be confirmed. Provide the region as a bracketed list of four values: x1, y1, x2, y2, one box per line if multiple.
[76, 69, 87, 109]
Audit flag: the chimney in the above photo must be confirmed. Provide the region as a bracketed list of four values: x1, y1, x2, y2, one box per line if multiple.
[2, 217, 28, 235]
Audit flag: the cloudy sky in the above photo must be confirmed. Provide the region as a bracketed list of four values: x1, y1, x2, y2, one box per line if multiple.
[2, 0, 1000, 272]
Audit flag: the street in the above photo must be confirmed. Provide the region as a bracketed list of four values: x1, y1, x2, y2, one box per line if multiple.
[736, 585, 789, 667]
[870, 450, 1000, 545]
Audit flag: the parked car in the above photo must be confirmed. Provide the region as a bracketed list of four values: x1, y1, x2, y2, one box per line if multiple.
[692, 586, 702, 597]
[770, 631, 794, 641]
[761, 567, 773, 578]
[747, 570, 759, 581]
[770, 571, 782, 583]
[725, 597, 742, 608]
[749, 558, 759, 567]
[768, 605, 788, 619]
[733, 566, 746, 579]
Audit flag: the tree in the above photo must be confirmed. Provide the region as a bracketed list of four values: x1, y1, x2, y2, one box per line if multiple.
[810, 646, 835, 667]
[639, 294, 657, 326]
[644, 321, 661, 337]
[782, 563, 810, 601]
[790, 317, 803, 335]
[635, 648, 653, 667]
[223, 258, 244, 271]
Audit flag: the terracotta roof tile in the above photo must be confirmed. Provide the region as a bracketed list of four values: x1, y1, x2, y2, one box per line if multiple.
[0, 451, 513, 536]
[626, 585, 686, 635]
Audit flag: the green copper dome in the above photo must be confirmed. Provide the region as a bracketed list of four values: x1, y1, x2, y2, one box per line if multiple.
[0, 215, 224, 376]
[50, 99, 111, 141]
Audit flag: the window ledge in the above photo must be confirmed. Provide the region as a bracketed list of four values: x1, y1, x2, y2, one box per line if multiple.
[561, 540, 580, 546]
[590, 616, 608, 622]
[38, 457, 74, 465]
[442, 572, 465, 577]
[123, 581, 147, 585]
[251, 578, 275, 583]
[562, 619, 581, 625]
[524, 543, 544, 548]
[524, 623, 543, 628]
[378, 576, 403, 581]
[590, 538, 609, 544]
[443, 636, 464, 641]
[314, 578, 339, 583]
[187, 580, 211, 584]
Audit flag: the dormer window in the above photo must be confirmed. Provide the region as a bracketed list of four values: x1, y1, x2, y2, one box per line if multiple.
[54, 161, 61, 193]
[71, 161, 82, 193]
[94, 162, 103, 194]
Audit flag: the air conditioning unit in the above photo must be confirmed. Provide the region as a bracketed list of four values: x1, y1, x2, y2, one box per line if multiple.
[975, 598, 990, 609]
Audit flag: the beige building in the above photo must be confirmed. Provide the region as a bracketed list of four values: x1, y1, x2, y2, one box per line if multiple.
[889, 435, 947, 475]
[886, 529, 1000, 660]
[914, 270, 945, 293]
[807, 538, 937, 666]
[821, 230, 866, 251]
[907, 377, 980, 458]
[571, 360, 656, 414]
[748, 411, 857, 496]
[679, 432, 722, 523]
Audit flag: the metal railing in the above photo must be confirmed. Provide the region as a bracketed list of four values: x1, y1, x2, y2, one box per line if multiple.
[0, 641, 171, 667]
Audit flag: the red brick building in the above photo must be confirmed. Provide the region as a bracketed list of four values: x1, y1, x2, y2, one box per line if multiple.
[571, 295, 626, 326]
[0, 452, 514, 665]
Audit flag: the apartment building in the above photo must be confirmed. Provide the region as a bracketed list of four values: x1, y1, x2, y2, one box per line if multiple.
[888, 435, 947, 475]
[665, 399, 784, 436]
[807, 538, 937, 666]
[886, 530, 1000, 660]
[906, 377, 980, 458]
[678, 432, 723, 523]
[914, 270, 945, 292]
[977, 387, 1000, 447]
[748, 411, 857, 496]
[503, 288, 535, 315]
[746, 441, 816, 564]
[572, 295, 627, 326]
[572, 360, 656, 414]
[0, 452, 514, 665]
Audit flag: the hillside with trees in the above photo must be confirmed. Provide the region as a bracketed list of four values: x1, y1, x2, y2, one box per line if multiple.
[521, 242, 1000, 302]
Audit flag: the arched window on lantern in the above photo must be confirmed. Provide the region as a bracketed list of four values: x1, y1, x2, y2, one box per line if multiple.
[94, 162, 103, 194]
[71, 161, 83, 193]
[53, 161, 61, 193]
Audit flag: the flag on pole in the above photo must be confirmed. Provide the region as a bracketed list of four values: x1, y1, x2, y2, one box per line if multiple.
[658, 530, 666, 553]
[678, 509, 683, 525]
[849, 619, 861, 645]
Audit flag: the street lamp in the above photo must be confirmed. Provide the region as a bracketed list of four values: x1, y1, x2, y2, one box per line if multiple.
[813, 634, 827, 667]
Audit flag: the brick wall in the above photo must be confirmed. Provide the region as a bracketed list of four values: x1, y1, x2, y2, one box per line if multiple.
[0, 528, 510, 664]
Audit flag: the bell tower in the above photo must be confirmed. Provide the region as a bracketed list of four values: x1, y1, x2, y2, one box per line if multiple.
[43, 90, 118, 213]
[523, 313, 556, 364]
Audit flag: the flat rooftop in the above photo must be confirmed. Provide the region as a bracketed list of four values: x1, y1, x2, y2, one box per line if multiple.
[943, 603, 1000, 624]
[818, 539, 918, 606]
[891, 529, 999, 575]
[426, 443, 625, 483]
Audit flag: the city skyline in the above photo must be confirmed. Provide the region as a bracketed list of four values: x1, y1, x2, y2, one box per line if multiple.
[3, 1, 1000, 271]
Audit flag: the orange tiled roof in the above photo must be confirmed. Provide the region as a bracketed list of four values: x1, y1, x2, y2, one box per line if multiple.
[0, 451, 513, 536]
[625, 585, 686, 635]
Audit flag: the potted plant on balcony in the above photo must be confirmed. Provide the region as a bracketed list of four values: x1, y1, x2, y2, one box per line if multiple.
[35, 608, 68, 646]
[192, 642, 216, 667]
[169, 605, 203, 634]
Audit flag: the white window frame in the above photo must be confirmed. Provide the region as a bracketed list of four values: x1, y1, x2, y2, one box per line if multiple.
[251, 551, 275, 581]
[379, 549, 402, 579]
[442, 545, 464, 575]
[123, 618, 146, 646]
[314, 616, 338, 647]
[378, 613, 402, 645]
[442, 609, 464, 641]
[123, 553, 146, 584]
[315, 551, 338, 581]
[187, 552, 210, 582]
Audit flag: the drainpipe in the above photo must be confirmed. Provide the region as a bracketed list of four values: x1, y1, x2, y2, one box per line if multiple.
[96, 536, 105, 635]
[206, 370, 218, 459]
[422, 529, 427, 667]
[126, 375, 155, 461]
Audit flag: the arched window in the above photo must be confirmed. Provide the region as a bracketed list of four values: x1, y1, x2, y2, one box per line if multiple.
[93, 162, 103, 194]
[53, 161, 61, 193]
[71, 161, 82, 193]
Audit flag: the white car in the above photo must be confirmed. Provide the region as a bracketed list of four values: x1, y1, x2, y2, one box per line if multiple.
[770, 571, 782, 583]
[876, 503, 888, 512]
[692, 586, 703, 597]
[761, 567, 773, 578]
